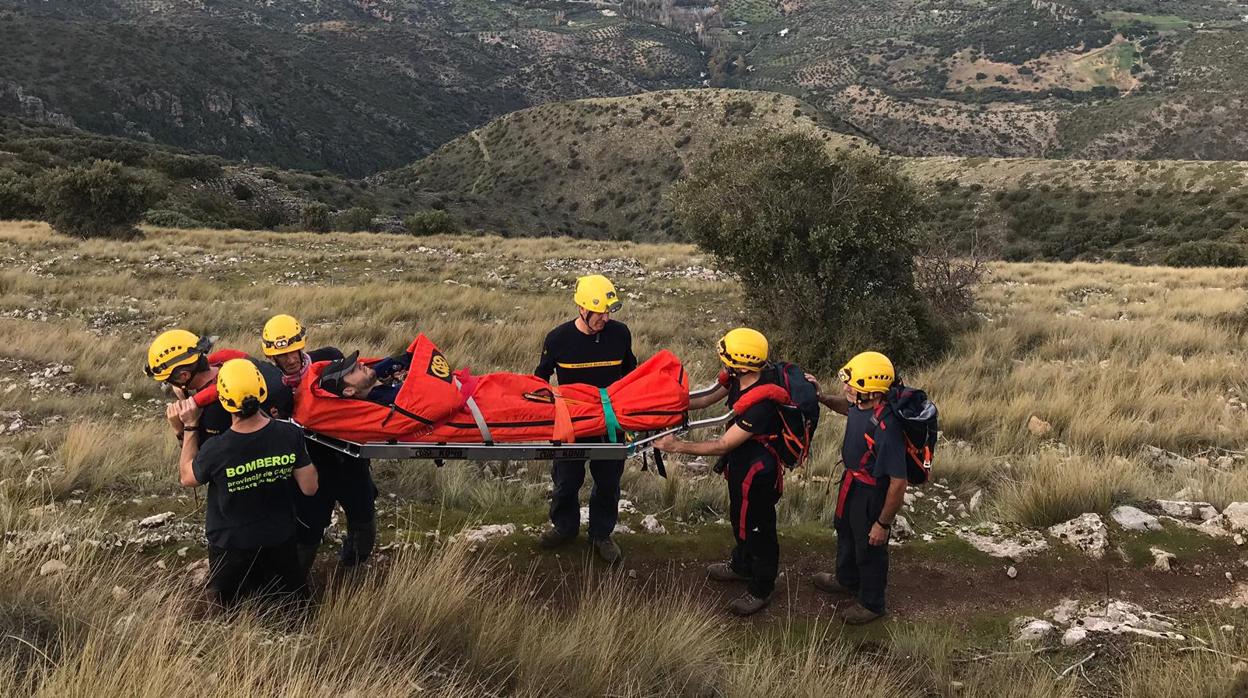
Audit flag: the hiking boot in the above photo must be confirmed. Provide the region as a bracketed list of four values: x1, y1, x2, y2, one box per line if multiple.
[590, 537, 623, 564]
[706, 562, 751, 583]
[728, 591, 775, 616]
[840, 602, 884, 625]
[811, 572, 855, 597]
[538, 527, 575, 549]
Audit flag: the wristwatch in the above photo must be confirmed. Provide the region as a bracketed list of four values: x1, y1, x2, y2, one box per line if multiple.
[876, 519, 891, 529]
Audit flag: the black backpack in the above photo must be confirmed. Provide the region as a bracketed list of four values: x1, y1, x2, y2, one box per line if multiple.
[771, 362, 821, 469]
[869, 383, 938, 485]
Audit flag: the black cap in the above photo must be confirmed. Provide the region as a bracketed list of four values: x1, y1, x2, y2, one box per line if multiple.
[319, 350, 360, 396]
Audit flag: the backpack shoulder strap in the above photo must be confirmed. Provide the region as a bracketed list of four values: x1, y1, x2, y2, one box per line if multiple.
[732, 383, 790, 415]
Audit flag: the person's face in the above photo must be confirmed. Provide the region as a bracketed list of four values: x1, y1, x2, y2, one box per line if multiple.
[582, 309, 610, 333]
[340, 363, 378, 397]
[166, 367, 194, 391]
[272, 350, 302, 375]
[843, 382, 881, 407]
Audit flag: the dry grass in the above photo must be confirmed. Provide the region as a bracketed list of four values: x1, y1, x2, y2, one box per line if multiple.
[7, 222, 1248, 693]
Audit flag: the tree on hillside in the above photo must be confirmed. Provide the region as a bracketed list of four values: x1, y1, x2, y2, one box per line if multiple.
[670, 132, 953, 371]
[40, 160, 154, 240]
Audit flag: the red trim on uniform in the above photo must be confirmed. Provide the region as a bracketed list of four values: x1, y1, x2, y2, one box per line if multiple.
[836, 468, 878, 518]
[739, 461, 765, 538]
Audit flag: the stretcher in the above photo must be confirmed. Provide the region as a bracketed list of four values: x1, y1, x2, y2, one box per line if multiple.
[294, 382, 732, 465]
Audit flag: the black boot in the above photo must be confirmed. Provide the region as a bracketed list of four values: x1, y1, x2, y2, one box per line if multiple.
[296, 543, 319, 579]
[339, 520, 376, 567]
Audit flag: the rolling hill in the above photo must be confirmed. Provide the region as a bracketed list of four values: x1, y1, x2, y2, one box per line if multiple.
[7, 0, 1248, 173]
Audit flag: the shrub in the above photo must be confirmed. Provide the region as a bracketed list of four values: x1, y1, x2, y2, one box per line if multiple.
[670, 132, 953, 370]
[143, 152, 223, 180]
[300, 202, 332, 233]
[39, 160, 153, 239]
[0, 168, 41, 219]
[142, 209, 204, 229]
[1163, 240, 1248, 268]
[332, 206, 376, 232]
[402, 210, 460, 236]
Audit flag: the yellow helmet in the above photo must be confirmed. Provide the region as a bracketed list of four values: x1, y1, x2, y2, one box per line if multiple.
[145, 329, 210, 382]
[261, 314, 307, 356]
[216, 359, 268, 413]
[839, 351, 895, 394]
[717, 328, 768, 371]
[574, 274, 622, 314]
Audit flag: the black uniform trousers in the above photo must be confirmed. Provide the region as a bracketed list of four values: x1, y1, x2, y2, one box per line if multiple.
[208, 536, 306, 606]
[295, 440, 378, 564]
[834, 480, 890, 614]
[549, 437, 623, 542]
[726, 454, 781, 599]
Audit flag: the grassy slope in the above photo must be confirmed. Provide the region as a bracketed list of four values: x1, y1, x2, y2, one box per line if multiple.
[379, 89, 871, 239]
[372, 88, 1248, 260]
[3, 221, 1248, 693]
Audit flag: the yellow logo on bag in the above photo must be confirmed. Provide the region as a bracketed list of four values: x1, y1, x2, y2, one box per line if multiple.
[429, 354, 451, 379]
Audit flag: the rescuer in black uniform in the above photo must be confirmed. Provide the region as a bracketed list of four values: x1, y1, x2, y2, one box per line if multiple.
[173, 358, 319, 606]
[535, 274, 637, 563]
[261, 314, 378, 573]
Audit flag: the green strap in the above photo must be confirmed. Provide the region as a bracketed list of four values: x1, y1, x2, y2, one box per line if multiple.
[599, 388, 622, 443]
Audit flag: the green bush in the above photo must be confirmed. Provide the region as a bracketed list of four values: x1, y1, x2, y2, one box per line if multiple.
[143, 152, 223, 180]
[402, 210, 459, 236]
[1163, 240, 1248, 268]
[670, 132, 952, 371]
[332, 206, 376, 232]
[299, 202, 332, 233]
[143, 209, 205, 229]
[39, 160, 153, 239]
[0, 168, 41, 219]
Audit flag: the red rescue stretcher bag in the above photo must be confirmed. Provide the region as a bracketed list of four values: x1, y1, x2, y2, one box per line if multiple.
[292, 333, 689, 443]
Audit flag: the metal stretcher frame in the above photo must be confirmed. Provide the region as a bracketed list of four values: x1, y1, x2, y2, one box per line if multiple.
[295, 383, 731, 462]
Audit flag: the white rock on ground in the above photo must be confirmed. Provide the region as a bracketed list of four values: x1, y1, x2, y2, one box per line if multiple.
[1222, 502, 1248, 533]
[1014, 618, 1056, 643]
[1111, 505, 1162, 532]
[1153, 499, 1218, 522]
[613, 523, 634, 535]
[1043, 598, 1185, 642]
[39, 559, 67, 576]
[138, 512, 175, 528]
[1150, 547, 1178, 571]
[1007, 566, 1018, 579]
[1048, 513, 1110, 558]
[458, 524, 516, 544]
[968, 489, 984, 513]
[1062, 627, 1088, 646]
[957, 523, 1049, 559]
[641, 515, 666, 534]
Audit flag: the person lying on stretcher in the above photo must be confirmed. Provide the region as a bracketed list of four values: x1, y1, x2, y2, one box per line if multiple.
[318, 350, 413, 404]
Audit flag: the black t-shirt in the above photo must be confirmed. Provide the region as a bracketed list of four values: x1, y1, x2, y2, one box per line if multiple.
[200, 359, 294, 442]
[535, 319, 637, 388]
[725, 367, 783, 466]
[192, 419, 312, 549]
[842, 405, 907, 482]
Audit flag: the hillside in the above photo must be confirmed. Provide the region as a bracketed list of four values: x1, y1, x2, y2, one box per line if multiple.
[378, 89, 870, 238]
[0, 0, 704, 175]
[7, 1, 1248, 171]
[4, 221, 1248, 694]
[376, 88, 1248, 262]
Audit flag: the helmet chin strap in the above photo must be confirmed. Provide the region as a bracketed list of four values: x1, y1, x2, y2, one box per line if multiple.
[579, 308, 603, 336]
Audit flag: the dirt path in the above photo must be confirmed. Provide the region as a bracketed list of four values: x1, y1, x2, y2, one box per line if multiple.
[484, 540, 1242, 632]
